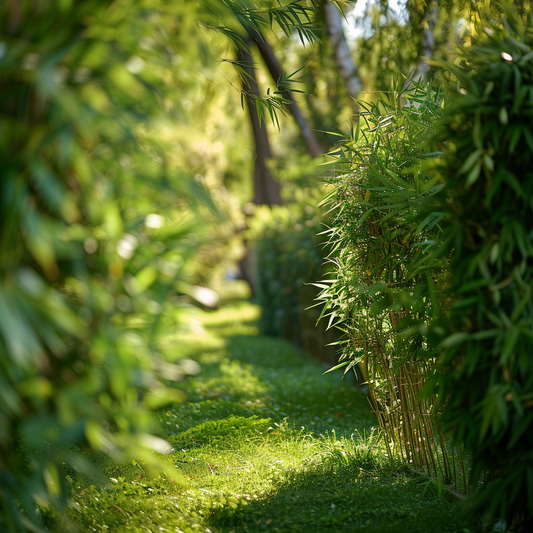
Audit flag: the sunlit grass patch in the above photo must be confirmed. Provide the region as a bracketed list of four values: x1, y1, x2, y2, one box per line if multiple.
[64, 301, 483, 533]
[171, 415, 273, 450]
[198, 301, 261, 327]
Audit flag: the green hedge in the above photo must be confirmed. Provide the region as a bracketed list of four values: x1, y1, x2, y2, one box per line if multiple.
[249, 194, 338, 363]
[422, 8, 533, 526]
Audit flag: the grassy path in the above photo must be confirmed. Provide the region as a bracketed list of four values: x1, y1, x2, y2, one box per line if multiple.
[70, 302, 482, 533]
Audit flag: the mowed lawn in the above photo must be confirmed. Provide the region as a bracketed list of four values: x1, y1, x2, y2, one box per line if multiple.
[66, 301, 482, 533]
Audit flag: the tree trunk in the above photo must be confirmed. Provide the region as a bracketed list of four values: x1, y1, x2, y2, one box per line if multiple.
[323, 1, 363, 101]
[240, 48, 282, 206]
[404, 1, 439, 89]
[250, 34, 323, 158]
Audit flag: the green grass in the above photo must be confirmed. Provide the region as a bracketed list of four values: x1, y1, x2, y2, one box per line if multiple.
[62, 300, 483, 533]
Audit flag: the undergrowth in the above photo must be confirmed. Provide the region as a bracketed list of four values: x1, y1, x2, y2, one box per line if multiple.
[58, 298, 483, 533]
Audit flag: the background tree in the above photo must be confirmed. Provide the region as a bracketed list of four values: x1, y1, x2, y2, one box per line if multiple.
[240, 45, 284, 205]
[323, 0, 363, 100]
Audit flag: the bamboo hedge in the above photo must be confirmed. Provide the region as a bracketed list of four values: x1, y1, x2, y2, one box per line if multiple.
[320, 4, 533, 527]
[317, 80, 459, 486]
[421, 6, 533, 527]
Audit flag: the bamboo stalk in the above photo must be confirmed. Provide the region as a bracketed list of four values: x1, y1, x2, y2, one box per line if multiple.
[356, 309, 465, 492]
[436, 423, 451, 483]
[459, 443, 467, 495]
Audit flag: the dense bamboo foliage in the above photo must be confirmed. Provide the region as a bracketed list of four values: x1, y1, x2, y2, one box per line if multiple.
[316, 81, 460, 487]
[421, 7, 533, 526]
[319, 3, 533, 527]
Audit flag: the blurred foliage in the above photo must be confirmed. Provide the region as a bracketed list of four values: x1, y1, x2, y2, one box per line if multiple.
[418, 5, 533, 527]
[0, 0, 250, 530]
[332, 0, 528, 94]
[350, 0, 460, 91]
[248, 191, 339, 362]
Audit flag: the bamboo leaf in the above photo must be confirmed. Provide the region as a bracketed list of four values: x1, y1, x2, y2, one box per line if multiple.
[458, 149, 483, 175]
[322, 361, 349, 374]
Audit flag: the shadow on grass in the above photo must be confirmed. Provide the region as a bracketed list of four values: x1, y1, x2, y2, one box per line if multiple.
[204, 459, 482, 533]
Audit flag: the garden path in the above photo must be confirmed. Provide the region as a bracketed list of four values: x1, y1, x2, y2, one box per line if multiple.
[71, 301, 481, 533]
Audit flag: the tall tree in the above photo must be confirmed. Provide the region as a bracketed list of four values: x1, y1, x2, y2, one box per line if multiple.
[323, 0, 363, 100]
[403, 0, 439, 88]
[210, 1, 324, 202]
[249, 31, 324, 158]
[240, 47, 283, 205]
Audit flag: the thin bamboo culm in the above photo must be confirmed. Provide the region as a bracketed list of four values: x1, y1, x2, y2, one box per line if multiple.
[354, 312, 469, 494]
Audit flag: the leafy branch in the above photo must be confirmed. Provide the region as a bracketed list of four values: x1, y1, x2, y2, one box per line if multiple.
[221, 57, 306, 127]
[222, 0, 322, 43]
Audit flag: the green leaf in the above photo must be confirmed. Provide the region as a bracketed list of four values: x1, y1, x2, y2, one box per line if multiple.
[500, 326, 519, 364]
[322, 361, 349, 374]
[255, 97, 263, 126]
[458, 148, 483, 176]
[499, 106, 509, 125]
[440, 332, 469, 349]
[465, 162, 482, 187]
